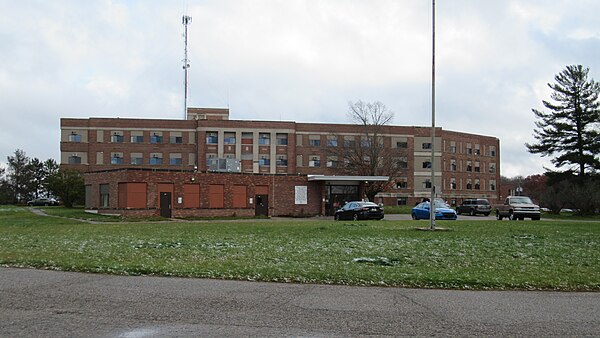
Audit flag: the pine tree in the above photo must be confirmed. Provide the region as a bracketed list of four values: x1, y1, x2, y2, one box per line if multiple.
[526, 65, 600, 176]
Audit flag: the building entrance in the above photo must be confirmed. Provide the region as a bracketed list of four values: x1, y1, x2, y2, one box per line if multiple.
[325, 185, 359, 216]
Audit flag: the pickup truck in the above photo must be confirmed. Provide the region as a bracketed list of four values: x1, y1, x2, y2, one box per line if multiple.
[495, 196, 541, 220]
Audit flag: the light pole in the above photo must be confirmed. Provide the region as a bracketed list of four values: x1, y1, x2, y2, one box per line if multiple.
[429, 0, 436, 230]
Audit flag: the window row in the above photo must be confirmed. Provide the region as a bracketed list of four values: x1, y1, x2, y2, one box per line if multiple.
[447, 141, 496, 157]
[448, 159, 496, 173]
[67, 131, 187, 144]
[205, 132, 289, 146]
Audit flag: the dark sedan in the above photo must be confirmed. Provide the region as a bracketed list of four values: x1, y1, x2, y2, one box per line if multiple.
[334, 201, 384, 221]
[412, 200, 457, 220]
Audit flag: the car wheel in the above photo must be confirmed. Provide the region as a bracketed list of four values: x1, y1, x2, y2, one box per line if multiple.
[470, 209, 475, 216]
[44, 203, 49, 206]
[484, 213, 490, 217]
[456, 209, 461, 215]
[352, 213, 358, 221]
[508, 212, 516, 221]
[496, 211, 503, 220]
[334, 214, 340, 221]
[532, 216, 540, 221]
[411, 213, 417, 220]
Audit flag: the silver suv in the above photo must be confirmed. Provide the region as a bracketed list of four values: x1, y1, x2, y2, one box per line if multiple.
[456, 198, 491, 216]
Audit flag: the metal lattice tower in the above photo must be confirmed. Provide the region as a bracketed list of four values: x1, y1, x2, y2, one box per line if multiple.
[182, 15, 192, 119]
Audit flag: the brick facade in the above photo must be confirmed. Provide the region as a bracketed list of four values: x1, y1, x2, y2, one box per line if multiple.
[85, 169, 322, 218]
[64, 107, 502, 215]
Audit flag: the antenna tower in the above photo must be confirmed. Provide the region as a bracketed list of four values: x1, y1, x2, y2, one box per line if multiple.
[182, 15, 192, 119]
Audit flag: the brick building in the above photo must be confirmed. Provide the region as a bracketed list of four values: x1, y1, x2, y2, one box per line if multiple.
[61, 108, 500, 217]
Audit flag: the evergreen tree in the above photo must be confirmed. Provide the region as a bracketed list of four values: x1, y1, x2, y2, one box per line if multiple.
[526, 65, 600, 176]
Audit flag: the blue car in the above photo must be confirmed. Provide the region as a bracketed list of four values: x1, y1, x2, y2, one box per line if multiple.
[411, 201, 457, 220]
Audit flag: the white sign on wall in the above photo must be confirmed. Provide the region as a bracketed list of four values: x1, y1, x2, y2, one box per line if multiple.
[295, 186, 307, 204]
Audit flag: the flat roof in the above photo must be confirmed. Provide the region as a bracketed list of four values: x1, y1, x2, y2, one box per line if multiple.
[307, 175, 389, 182]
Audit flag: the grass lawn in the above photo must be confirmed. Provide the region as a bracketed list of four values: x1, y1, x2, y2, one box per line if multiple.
[1, 206, 599, 291]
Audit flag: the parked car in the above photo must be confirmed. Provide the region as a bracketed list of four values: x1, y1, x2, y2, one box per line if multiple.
[412, 200, 457, 220]
[334, 201, 384, 221]
[27, 198, 59, 206]
[495, 196, 540, 220]
[456, 198, 491, 216]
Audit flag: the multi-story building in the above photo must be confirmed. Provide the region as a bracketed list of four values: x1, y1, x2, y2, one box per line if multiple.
[61, 108, 500, 217]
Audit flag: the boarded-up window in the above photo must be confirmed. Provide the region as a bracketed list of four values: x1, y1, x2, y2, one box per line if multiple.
[232, 185, 247, 208]
[183, 184, 200, 208]
[118, 183, 147, 208]
[209, 184, 224, 208]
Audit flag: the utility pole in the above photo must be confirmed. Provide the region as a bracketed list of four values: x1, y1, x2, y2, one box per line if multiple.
[429, 0, 436, 230]
[182, 15, 192, 120]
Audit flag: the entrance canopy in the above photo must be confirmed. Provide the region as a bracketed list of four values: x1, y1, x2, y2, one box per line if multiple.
[307, 175, 389, 185]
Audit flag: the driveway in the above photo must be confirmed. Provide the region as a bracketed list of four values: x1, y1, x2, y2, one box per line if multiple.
[1, 267, 598, 337]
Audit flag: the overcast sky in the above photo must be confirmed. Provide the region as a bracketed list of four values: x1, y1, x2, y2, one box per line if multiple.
[1, 0, 598, 177]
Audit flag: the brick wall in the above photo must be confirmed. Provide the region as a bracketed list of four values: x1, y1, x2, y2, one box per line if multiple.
[84, 169, 322, 218]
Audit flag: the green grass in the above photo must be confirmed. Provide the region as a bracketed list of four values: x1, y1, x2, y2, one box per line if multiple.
[1, 205, 599, 290]
[384, 205, 413, 214]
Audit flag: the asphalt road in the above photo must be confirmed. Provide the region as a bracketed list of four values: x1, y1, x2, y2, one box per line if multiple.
[1, 268, 599, 337]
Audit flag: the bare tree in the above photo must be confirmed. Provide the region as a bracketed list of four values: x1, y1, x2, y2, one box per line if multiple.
[327, 100, 407, 201]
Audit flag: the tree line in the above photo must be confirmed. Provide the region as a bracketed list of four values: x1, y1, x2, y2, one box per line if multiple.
[0, 149, 84, 207]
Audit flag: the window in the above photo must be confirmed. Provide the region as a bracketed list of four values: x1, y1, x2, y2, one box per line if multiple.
[309, 156, 320, 167]
[396, 179, 407, 189]
[131, 134, 144, 143]
[474, 162, 480, 173]
[474, 179, 481, 190]
[397, 157, 408, 169]
[296, 155, 303, 167]
[110, 152, 123, 165]
[490, 146, 496, 157]
[343, 136, 356, 148]
[276, 155, 288, 166]
[150, 133, 163, 144]
[449, 142, 456, 153]
[466, 161, 472, 172]
[490, 180, 496, 191]
[206, 132, 218, 144]
[223, 132, 236, 145]
[474, 148, 481, 155]
[259, 155, 270, 166]
[422, 161, 431, 169]
[451, 159, 457, 171]
[68, 155, 81, 164]
[360, 139, 371, 148]
[397, 198, 407, 205]
[110, 132, 124, 143]
[423, 179, 432, 189]
[309, 135, 321, 147]
[276, 133, 288, 145]
[450, 178, 456, 190]
[489, 163, 496, 173]
[169, 153, 182, 165]
[258, 133, 270, 145]
[150, 153, 163, 165]
[68, 133, 81, 142]
[422, 142, 432, 150]
[130, 153, 143, 165]
[466, 179, 472, 190]
[100, 184, 109, 208]
[170, 134, 183, 144]
[397, 141, 408, 148]
[326, 156, 338, 168]
[327, 136, 338, 147]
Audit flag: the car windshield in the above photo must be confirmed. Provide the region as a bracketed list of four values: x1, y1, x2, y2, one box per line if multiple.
[420, 201, 450, 209]
[477, 200, 490, 205]
[511, 197, 533, 204]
